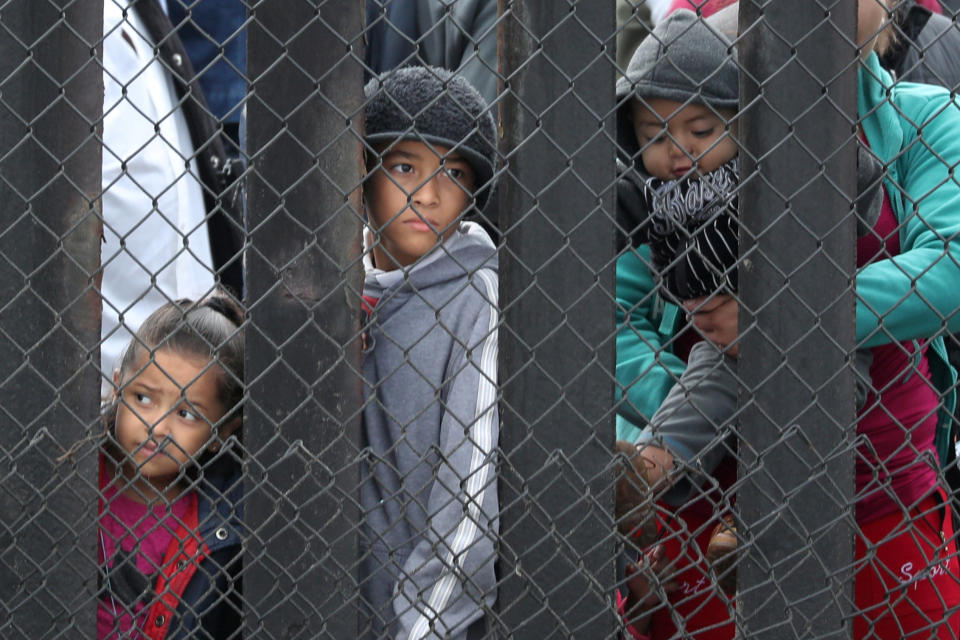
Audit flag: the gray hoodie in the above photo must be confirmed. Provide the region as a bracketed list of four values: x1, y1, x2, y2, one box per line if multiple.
[360, 222, 499, 640]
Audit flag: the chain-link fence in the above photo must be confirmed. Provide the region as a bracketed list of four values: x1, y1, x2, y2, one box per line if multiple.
[3, 0, 960, 638]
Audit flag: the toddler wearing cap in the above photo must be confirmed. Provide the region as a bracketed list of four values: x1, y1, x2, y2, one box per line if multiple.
[613, 9, 879, 594]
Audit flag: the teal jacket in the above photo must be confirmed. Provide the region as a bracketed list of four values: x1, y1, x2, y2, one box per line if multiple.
[616, 52, 960, 462]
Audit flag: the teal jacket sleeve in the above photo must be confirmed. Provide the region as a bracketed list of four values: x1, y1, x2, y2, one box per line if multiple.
[857, 72, 960, 347]
[616, 247, 687, 442]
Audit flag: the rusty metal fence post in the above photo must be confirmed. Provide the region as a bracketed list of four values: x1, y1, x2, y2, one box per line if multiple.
[736, 2, 858, 637]
[0, 1, 103, 637]
[244, 2, 365, 636]
[496, 1, 618, 636]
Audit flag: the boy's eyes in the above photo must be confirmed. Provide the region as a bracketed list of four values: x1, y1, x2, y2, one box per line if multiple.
[388, 162, 415, 174]
[133, 391, 151, 406]
[388, 162, 469, 182]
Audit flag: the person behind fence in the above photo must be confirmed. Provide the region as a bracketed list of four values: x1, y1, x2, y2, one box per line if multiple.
[612, 7, 739, 545]
[609, 14, 746, 637]
[614, 9, 883, 637]
[100, 1, 243, 397]
[614, 0, 879, 582]
[98, 295, 244, 640]
[358, 65, 499, 639]
[617, 2, 960, 638]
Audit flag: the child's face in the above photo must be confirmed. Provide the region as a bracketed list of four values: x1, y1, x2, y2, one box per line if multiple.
[366, 139, 476, 270]
[631, 98, 737, 180]
[114, 349, 231, 498]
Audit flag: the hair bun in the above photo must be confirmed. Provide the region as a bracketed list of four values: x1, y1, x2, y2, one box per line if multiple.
[202, 295, 244, 327]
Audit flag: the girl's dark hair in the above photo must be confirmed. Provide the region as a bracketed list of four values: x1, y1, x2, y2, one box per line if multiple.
[116, 294, 245, 417]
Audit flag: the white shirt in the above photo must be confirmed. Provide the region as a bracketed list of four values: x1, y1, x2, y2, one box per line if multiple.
[101, 0, 214, 385]
[647, 0, 674, 24]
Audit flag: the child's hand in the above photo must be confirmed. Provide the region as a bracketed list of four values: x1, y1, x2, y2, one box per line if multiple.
[623, 544, 677, 624]
[684, 295, 739, 357]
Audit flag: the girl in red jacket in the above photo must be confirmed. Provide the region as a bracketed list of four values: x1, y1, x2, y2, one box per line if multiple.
[98, 295, 244, 640]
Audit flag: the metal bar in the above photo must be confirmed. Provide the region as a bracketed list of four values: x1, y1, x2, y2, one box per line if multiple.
[939, 0, 960, 15]
[736, 2, 858, 638]
[496, 1, 618, 636]
[243, 2, 365, 636]
[0, 1, 103, 637]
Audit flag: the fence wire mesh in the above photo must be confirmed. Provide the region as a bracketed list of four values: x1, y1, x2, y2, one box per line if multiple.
[2, 0, 960, 638]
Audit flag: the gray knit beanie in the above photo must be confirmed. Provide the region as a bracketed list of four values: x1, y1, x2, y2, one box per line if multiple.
[617, 10, 738, 108]
[616, 10, 738, 160]
[364, 66, 497, 210]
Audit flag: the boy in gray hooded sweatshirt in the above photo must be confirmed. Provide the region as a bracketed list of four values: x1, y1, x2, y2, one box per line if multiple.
[359, 65, 499, 640]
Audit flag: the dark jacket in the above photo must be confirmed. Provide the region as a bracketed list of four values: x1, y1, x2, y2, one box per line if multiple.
[166, 0, 247, 126]
[881, 2, 960, 89]
[151, 460, 243, 640]
[99, 454, 243, 640]
[365, 0, 498, 106]
[133, 0, 244, 297]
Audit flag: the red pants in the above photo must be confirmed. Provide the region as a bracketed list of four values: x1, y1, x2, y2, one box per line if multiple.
[621, 510, 735, 640]
[854, 491, 960, 639]
[622, 493, 960, 639]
